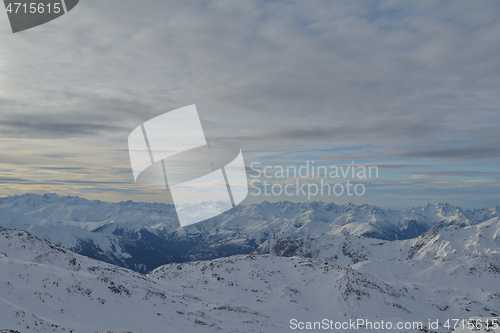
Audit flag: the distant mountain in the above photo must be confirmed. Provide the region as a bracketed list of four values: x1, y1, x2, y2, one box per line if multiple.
[0, 193, 499, 273]
[0, 218, 499, 332]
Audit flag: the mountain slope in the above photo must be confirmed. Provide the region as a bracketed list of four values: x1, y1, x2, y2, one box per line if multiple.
[1, 223, 499, 332]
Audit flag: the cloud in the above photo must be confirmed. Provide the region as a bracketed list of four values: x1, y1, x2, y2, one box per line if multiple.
[0, 177, 30, 183]
[36, 165, 89, 171]
[1, 0, 499, 207]
[407, 170, 500, 177]
[395, 146, 500, 161]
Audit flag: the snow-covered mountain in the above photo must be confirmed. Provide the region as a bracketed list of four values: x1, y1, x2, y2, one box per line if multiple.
[255, 216, 500, 263]
[0, 217, 499, 332]
[0, 193, 499, 273]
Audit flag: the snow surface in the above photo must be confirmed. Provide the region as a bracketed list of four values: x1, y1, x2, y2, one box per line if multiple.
[0, 216, 499, 332]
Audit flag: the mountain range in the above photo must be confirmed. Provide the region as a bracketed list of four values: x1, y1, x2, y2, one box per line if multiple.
[0, 193, 499, 273]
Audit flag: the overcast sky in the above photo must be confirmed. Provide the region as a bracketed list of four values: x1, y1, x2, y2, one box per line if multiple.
[0, 0, 499, 209]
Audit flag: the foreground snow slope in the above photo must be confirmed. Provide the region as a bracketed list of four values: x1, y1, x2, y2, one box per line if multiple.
[0, 217, 499, 332]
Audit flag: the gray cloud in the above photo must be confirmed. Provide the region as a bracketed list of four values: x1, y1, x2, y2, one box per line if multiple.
[394, 146, 500, 161]
[36, 166, 89, 171]
[0, 177, 30, 183]
[376, 164, 431, 169]
[406, 170, 500, 177]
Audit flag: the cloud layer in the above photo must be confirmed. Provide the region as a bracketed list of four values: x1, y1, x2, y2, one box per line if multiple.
[0, 0, 499, 207]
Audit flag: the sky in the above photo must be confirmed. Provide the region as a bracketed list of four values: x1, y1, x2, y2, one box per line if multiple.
[0, 0, 499, 209]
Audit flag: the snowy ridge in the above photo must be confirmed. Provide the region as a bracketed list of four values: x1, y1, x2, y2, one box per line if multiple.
[256, 217, 500, 262]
